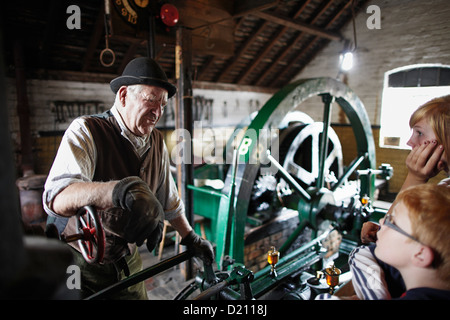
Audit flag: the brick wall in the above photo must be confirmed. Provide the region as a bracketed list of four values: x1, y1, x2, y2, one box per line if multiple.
[6, 78, 271, 177]
[34, 135, 62, 175]
[293, 0, 450, 125]
[6, 78, 115, 175]
[293, 0, 450, 192]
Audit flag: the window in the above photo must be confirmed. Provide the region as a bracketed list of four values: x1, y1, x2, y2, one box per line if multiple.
[379, 64, 450, 149]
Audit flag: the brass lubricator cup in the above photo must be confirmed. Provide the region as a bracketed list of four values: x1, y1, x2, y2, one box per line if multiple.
[267, 246, 280, 278]
[361, 195, 370, 206]
[324, 263, 341, 294]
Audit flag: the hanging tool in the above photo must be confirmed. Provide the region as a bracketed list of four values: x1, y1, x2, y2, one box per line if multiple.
[100, 0, 115, 67]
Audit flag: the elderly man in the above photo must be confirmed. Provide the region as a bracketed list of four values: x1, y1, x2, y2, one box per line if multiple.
[43, 57, 214, 299]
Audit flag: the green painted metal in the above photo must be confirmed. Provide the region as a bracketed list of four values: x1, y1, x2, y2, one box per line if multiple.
[188, 184, 226, 242]
[216, 77, 376, 268]
[250, 230, 331, 298]
[190, 78, 377, 269]
[216, 149, 238, 266]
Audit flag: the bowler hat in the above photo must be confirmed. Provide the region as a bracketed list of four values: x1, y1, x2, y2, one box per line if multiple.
[110, 57, 177, 98]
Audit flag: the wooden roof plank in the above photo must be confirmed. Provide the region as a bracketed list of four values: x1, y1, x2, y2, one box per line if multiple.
[251, 10, 342, 42]
[267, 0, 354, 87]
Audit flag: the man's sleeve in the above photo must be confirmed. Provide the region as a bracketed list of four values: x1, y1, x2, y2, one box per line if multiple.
[42, 118, 96, 218]
[155, 141, 185, 222]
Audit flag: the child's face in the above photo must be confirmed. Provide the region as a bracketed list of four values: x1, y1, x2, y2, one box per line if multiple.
[407, 118, 437, 148]
[407, 118, 449, 174]
[375, 202, 418, 268]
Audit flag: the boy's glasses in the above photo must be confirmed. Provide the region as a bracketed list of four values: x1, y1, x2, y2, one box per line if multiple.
[382, 213, 422, 243]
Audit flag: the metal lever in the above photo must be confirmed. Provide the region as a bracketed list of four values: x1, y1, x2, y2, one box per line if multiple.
[266, 150, 311, 201]
[194, 265, 254, 300]
[85, 250, 194, 300]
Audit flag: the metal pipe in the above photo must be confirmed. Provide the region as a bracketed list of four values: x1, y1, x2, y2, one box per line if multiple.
[146, 1, 158, 58]
[85, 250, 193, 300]
[331, 153, 367, 192]
[317, 94, 333, 189]
[193, 281, 229, 300]
[253, 229, 331, 282]
[175, 27, 194, 278]
[249, 230, 332, 298]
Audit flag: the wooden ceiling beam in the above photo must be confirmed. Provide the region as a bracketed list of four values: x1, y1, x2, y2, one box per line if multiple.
[193, 80, 277, 94]
[268, 0, 352, 87]
[196, 55, 215, 81]
[196, 0, 279, 83]
[251, 10, 342, 41]
[117, 40, 145, 74]
[216, 19, 270, 82]
[236, 0, 313, 85]
[3, 0, 364, 91]
[235, 26, 283, 85]
[200, 16, 248, 82]
[233, 0, 279, 18]
[254, 0, 337, 86]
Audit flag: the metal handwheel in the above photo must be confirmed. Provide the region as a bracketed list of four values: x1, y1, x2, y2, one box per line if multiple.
[64, 206, 105, 264]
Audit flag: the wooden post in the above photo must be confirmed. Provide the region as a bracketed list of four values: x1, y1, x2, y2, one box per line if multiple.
[0, 38, 27, 294]
[14, 40, 34, 175]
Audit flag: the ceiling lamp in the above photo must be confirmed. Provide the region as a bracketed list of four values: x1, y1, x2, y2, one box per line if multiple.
[338, 0, 357, 74]
[339, 51, 354, 71]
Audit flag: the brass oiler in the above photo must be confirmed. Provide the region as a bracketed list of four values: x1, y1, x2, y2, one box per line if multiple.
[324, 263, 341, 294]
[361, 195, 370, 206]
[267, 246, 280, 277]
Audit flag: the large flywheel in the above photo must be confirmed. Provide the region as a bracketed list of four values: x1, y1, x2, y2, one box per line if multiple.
[215, 77, 376, 268]
[280, 121, 343, 189]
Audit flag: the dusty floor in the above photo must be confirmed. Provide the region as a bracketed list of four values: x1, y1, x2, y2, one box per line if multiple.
[140, 244, 201, 300]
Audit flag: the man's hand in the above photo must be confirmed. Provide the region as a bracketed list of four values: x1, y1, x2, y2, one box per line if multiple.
[112, 176, 164, 247]
[181, 230, 215, 265]
[360, 221, 380, 244]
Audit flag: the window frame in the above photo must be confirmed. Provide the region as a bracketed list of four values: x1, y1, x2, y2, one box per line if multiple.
[379, 64, 450, 150]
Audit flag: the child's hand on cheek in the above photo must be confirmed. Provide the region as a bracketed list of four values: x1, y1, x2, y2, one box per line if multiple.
[406, 140, 444, 183]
